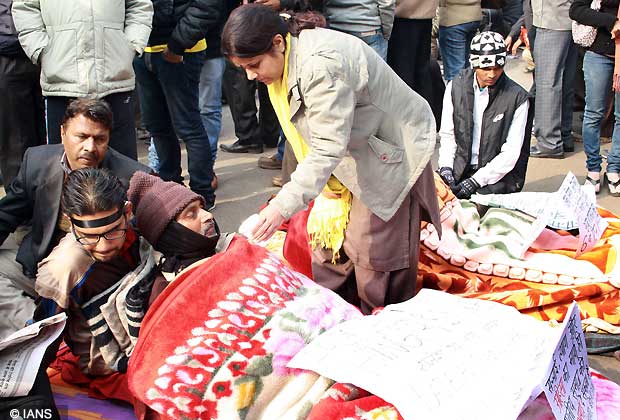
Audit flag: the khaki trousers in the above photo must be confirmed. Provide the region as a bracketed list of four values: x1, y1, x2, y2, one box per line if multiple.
[311, 164, 439, 314]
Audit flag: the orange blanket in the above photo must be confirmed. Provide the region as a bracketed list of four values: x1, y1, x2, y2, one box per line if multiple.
[418, 178, 620, 325]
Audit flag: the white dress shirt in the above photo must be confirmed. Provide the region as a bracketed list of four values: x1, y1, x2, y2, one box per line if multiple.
[438, 77, 529, 187]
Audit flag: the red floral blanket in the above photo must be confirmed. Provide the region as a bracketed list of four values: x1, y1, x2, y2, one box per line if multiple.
[127, 237, 620, 419]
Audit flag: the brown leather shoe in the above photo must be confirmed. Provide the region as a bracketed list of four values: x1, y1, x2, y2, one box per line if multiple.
[272, 175, 283, 187]
[258, 154, 282, 170]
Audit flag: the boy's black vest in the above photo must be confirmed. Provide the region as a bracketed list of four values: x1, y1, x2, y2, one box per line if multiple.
[451, 68, 531, 194]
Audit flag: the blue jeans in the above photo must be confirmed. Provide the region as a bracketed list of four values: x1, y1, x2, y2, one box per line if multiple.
[361, 33, 388, 61]
[134, 51, 214, 203]
[343, 30, 388, 61]
[277, 131, 286, 161]
[199, 56, 225, 163]
[438, 21, 480, 81]
[583, 51, 620, 173]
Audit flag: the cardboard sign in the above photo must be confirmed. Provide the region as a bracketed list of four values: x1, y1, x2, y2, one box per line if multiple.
[543, 302, 597, 420]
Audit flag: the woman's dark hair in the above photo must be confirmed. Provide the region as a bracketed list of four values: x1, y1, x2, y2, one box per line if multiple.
[62, 168, 127, 217]
[221, 4, 326, 58]
[61, 98, 114, 131]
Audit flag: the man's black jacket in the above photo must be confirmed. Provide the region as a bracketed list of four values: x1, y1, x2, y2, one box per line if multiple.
[0, 144, 149, 278]
[149, 0, 224, 55]
[0, 0, 22, 56]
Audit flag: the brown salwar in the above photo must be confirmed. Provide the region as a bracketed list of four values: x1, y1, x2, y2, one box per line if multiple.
[311, 164, 441, 314]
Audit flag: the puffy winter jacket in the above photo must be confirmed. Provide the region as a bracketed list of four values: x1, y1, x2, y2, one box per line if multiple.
[12, 0, 153, 97]
[148, 0, 222, 55]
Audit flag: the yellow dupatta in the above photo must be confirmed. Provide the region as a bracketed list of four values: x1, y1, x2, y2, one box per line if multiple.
[267, 34, 351, 260]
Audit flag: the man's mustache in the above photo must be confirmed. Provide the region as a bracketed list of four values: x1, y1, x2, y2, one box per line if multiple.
[79, 152, 97, 160]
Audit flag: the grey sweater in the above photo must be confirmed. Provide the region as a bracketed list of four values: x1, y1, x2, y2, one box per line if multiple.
[531, 0, 574, 30]
[280, 0, 395, 38]
[324, 0, 395, 38]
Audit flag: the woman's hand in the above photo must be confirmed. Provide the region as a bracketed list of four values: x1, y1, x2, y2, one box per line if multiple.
[163, 47, 183, 63]
[614, 74, 620, 93]
[611, 20, 620, 39]
[251, 203, 285, 243]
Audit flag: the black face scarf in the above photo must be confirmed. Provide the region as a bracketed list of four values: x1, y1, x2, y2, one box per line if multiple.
[155, 220, 221, 274]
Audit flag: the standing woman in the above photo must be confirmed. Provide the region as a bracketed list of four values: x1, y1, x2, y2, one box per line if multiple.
[221, 4, 441, 313]
[570, 0, 620, 195]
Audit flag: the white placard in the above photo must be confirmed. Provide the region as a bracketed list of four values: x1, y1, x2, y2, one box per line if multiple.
[471, 192, 578, 230]
[0, 314, 66, 397]
[557, 173, 608, 256]
[288, 290, 562, 420]
[543, 302, 596, 420]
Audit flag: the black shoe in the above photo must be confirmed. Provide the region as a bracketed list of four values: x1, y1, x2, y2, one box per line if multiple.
[220, 140, 263, 154]
[564, 144, 575, 153]
[530, 145, 564, 159]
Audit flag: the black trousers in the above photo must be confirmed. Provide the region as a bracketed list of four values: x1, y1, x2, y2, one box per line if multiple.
[387, 18, 445, 127]
[222, 60, 279, 147]
[388, 18, 433, 104]
[0, 54, 46, 186]
[46, 91, 138, 160]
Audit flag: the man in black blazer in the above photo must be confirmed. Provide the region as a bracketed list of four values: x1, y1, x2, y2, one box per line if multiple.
[0, 98, 149, 338]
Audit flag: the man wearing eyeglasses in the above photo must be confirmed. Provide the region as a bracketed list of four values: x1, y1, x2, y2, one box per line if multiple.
[34, 169, 144, 380]
[0, 98, 148, 339]
[68, 202, 133, 263]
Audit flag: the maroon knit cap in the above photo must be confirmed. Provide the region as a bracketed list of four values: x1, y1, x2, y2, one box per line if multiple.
[127, 172, 205, 246]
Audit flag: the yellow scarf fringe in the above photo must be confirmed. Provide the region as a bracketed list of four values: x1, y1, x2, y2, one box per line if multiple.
[267, 34, 351, 261]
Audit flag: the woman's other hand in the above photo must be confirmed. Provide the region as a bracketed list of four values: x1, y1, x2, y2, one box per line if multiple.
[254, 0, 282, 10]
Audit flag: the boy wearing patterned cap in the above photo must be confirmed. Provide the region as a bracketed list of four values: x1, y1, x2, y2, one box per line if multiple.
[437, 31, 532, 199]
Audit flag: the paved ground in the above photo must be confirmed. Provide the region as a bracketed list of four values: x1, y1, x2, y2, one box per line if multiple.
[1, 56, 618, 383]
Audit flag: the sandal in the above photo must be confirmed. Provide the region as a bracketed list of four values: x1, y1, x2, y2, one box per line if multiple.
[607, 173, 620, 197]
[584, 175, 601, 194]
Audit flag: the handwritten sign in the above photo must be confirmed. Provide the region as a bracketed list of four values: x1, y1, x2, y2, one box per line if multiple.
[510, 173, 606, 258]
[289, 290, 562, 420]
[557, 173, 607, 256]
[543, 302, 596, 420]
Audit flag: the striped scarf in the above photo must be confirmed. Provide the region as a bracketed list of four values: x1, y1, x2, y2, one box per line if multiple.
[81, 238, 157, 373]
